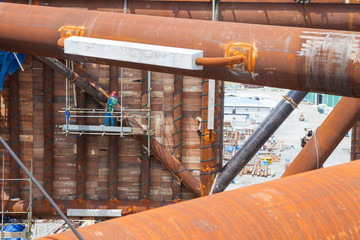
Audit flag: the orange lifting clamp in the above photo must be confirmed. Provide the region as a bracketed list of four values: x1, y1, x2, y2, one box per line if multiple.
[58, 26, 85, 48]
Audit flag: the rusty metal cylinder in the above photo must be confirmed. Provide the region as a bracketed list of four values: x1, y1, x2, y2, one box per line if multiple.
[39, 161, 360, 239]
[29, 1, 360, 31]
[1, 3, 360, 97]
[282, 97, 360, 177]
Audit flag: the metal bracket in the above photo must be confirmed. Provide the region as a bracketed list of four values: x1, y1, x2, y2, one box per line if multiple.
[59, 26, 85, 38]
[225, 43, 256, 78]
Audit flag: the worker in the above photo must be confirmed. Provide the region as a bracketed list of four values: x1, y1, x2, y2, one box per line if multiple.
[300, 129, 313, 148]
[104, 91, 118, 126]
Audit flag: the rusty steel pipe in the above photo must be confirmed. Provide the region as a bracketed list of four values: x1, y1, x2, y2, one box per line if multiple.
[282, 97, 360, 178]
[29, 0, 360, 4]
[39, 161, 360, 239]
[25, 1, 360, 31]
[1, 4, 360, 97]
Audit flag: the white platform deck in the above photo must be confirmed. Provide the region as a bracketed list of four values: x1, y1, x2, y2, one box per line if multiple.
[62, 124, 133, 133]
[67, 209, 122, 217]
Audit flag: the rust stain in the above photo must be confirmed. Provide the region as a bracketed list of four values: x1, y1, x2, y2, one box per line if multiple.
[203, 129, 215, 143]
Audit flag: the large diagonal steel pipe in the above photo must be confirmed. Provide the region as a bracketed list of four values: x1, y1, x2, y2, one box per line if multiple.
[212, 90, 307, 194]
[282, 97, 360, 177]
[39, 161, 360, 239]
[1, 3, 360, 97]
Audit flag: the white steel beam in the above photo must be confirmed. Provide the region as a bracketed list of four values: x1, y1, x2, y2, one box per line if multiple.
[64, 36, 203, 70]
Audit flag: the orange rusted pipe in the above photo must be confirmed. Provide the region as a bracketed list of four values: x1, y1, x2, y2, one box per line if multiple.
[1, 4, 360, 97]
[39, 161, 360, 239]
[195, 55, 244, 66]
[282, 97, 360, 177]
[28, 1, 360, 31]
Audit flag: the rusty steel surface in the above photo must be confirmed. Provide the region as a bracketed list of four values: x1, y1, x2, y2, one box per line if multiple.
[42, 65, 54, 197]
[39, 161, 360, 239]
[351, 120, 360, 160]
[125, 118, 202, 197]
[139, 70, 151, 202]
[26, 1, 360, 31]
[108, 66, 119, 200]
[282, 97, 360, 177]
[171, 75, 183, 201]
[8, 72, 20, 199]
[29, 0, 360, 5]
[2, 199, 166, 217]
[1, 4, 360, 98]
[200, 80, 218, 196]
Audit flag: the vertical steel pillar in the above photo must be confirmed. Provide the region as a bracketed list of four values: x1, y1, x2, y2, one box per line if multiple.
[351, 120, 360, 161]
[42, 65, 54, 196]
[171, 75, 183, 201]
[108, 66, 119, 200]
[200, 79, 218, 196]
[218, 81, 225, 170]
[139, 71, 150, 202]
[282, 97, 360, 177]
[9, 72, 20, 199]
[212, 90, 308, 194]
[74, 65, 87, 200]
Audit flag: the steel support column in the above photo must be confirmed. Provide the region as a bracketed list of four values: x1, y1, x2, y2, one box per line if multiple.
[1, 4, 360, 98]
[43, 65, 54, 197]
[108, 66, 119, 200]
[139, 71, 151, 202]
[282, 97, 360, 177]
[73, 65, 87, 200]
[8, 72, 20, 199]
[39, 161, 360, 240]
[200, 79, 218, 196]
[212, 90, 307, 194]
[171, 75, 183, 201]
[351, 120, 360, 160]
